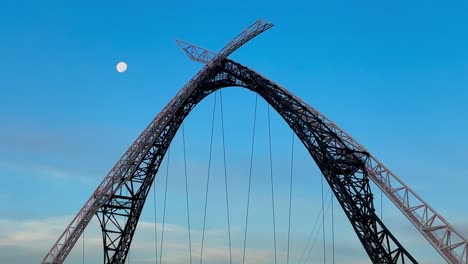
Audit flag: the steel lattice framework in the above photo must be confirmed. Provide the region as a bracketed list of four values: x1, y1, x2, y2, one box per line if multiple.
[42, 19, 467, 264]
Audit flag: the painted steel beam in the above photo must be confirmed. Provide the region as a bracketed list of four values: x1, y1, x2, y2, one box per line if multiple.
[176, 18, 273, 64]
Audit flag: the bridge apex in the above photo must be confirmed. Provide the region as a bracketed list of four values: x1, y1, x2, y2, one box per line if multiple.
[176, 18, 273, 64]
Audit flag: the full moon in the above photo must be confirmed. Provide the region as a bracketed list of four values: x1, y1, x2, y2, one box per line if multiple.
[116, 62, 127, 73]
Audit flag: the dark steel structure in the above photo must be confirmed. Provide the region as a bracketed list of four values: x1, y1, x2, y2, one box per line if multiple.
[42, 20, 467, 264]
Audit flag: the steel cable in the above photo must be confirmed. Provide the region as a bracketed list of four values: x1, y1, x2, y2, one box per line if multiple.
[82, 230, 84, 264]
[159, 147, 171, 264]
[219, 91, 233, 264]
[153, 177, 158, 264]
[200, 93, 217, 264]
[303, 193, 333, 264]
[331, 192, 335, 264]
[297, 188, 331, 264]
[321, 175, 327, 264]
[287, 133, 295, 264]
[242, 94, 258, 264]
[267, 105, 278, 264]
[182, 124, 193, 264]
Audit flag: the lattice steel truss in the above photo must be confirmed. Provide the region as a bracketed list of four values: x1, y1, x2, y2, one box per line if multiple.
[42, 19, 467, 264]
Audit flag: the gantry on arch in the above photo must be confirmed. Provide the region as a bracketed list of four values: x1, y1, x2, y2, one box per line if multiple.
[42, 20, 467, 264]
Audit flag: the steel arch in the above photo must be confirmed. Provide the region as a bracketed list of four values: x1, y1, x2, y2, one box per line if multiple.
[42, 20, 468, 264]
[96, 59, 418, 263]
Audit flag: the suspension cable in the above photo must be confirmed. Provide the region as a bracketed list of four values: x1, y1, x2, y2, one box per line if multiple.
[200, 92, 217, 264]
[297, 187, 332, 264]
[82, 229, 84, 264]
[298, 190, 330, 263]
[287, 133, 295, 264]
[153, 170, 158, 264]
[242, 94, 258, 264]
[125, 181, 131, 264]
[159, 147, 171, 264]
[321, 175, 327, 264]
[303, 192, 334, 264]
[331, 189, 335, 264]
[182, 124, 193, 264]
[219, 91, 233, 264]
[267, 105, 278, 264]
[297, 188, 331, 263]
[381, 189, 383, 220]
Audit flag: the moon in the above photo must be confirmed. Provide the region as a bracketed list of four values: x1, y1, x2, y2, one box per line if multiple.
[116, 62, 127, 73]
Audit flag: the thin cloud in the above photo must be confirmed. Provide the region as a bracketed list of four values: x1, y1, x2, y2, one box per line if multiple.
[0, 216, 287, 263]
[0, 215, 449, 264]
[0, 160, 94, 184]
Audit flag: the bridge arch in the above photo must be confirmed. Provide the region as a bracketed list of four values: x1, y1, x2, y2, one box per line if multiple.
[42, 17, 467, 264]
[95, 59, 415, 263]
[43, 58, 467, 264]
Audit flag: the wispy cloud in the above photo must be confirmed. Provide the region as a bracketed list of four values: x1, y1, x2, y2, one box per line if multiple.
[0, 216, 351, 263]
[0, 160, 94, 184]
[0, 216, 289, 263]
[0, 216, 73, 247]
[0, 214, 453, 264]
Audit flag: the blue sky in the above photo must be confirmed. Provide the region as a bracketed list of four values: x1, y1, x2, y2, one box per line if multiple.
[0, 0, 467, 263]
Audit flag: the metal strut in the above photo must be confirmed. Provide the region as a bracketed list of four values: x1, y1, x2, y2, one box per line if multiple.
[176, 18, 273, 65]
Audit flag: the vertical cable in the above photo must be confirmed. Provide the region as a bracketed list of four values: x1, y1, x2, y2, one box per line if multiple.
[331, 192, 335, 264]
[297, 187, 328, 264]
[321, 175, 327, 264]
[182, 124, 193, 264]
[219, 91, 233, 264]
[153, 177, 158, 264]
[82, 229, 84, 264]
[159, 147, 171, 264]
[267, 105, 278, 264]
[298, 187, 331, 263]
[200, 93, 217, 264]
[381, 190, 383, 220]
[127, 183, 131, 264]
[303, 192, 333, 264]
[287, 133, 295, 264]
[242, 94, 258, 264]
